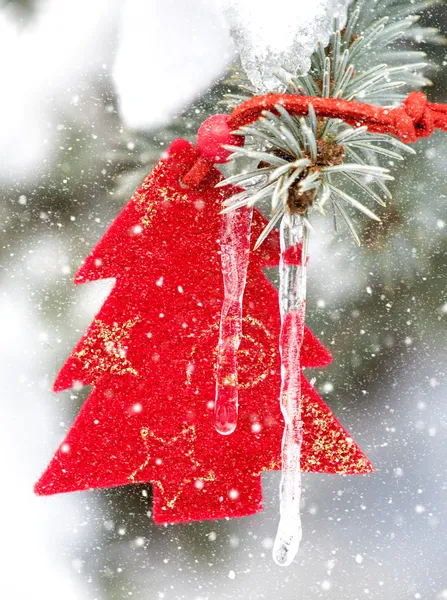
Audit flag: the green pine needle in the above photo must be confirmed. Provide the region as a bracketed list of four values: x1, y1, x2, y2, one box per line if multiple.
[219, 0, 443, 246]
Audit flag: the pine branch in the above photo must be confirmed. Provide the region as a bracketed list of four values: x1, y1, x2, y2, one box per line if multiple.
[220, 0, 443, 246]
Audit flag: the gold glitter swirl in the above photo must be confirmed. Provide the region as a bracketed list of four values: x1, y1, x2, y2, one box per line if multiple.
[186, 315, 276, 390]
[74, 318, 139, 382]
[129, 425, 215, 509]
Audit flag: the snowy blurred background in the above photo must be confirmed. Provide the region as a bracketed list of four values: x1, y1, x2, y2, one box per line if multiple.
[1, 1, 447, 599]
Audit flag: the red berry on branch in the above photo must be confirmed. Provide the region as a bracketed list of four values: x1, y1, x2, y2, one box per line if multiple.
[197, 114, 244, 163]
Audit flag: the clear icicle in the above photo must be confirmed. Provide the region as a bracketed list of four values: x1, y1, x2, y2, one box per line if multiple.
[273, 213, 307, 567]
[215, 206, 252, 435]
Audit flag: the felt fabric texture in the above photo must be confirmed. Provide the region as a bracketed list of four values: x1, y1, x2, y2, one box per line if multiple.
[35, 139, 373, 524]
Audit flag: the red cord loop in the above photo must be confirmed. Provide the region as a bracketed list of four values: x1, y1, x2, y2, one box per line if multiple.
[181, 155, 213, 188]
[181, 91, 447, 187]
[391, 92, 435, 142]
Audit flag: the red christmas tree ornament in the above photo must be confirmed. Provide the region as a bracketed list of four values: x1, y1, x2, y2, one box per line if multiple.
[33, 0, 447, 564]
[35, 139, 373, 524]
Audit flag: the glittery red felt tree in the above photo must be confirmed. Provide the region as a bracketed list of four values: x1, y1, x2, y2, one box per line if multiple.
[35, 139, 373, 523]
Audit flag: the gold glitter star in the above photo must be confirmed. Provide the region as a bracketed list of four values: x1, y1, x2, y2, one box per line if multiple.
[74, 317, 139, 383]
[132, 164, 190, 229]
[132, 169, 159, 229]
[129, 425, 215, 509]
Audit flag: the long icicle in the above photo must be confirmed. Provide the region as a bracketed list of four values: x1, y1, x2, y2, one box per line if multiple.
[214, 206, 252, 435]
[273, 212, 307, 566]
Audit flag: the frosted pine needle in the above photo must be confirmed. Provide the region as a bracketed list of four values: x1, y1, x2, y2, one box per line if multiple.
[219, 0, 440, 246]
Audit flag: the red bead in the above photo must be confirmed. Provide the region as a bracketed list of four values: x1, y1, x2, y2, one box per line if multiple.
[197, 114, 244, 163]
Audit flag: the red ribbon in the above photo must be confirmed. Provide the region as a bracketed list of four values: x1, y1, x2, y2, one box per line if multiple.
[228, 91, 447, 143]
